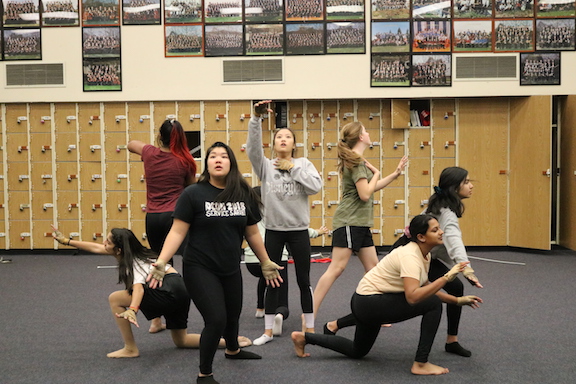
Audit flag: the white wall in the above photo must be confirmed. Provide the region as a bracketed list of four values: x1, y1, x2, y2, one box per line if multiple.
[2, 22, 576, 103]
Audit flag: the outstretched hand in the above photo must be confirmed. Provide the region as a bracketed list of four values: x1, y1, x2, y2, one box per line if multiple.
[260, 259, 284, 288]
[395, 156, 408, 175]
[51, 224, 69, 245]
[115, 309, 139, 327]
[443, 261, 469, 282]
[463, 266, 484, 288]
[253, 100, 273, 117]
[456, 295, 483, 309]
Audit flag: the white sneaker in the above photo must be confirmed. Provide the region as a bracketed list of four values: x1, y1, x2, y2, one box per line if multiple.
[255, 309, 265, 318]
[253, 334, 273, 346]
[272, 314, 283, 336]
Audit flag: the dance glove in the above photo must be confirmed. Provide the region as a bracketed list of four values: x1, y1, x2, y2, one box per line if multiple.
[456, 295, 481, 308]
[150, 259, 166, 282]
[443, 262, 466, 282]
[260, 259, 281, 281]
[254, 102, 269, 116]
[52, 229, 69, 245]
[116, 308, 138, 326]
[275, 159, 294, 171]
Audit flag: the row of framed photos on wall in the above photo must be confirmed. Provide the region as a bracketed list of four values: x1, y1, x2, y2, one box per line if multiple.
[370, 51, 561, 87]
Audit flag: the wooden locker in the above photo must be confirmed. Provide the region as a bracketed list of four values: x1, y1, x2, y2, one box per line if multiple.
[129, 190, 147, 221]
[431, 99, 455, 129]
[54, 103, 78, 133]
[237, 160, 253, 180]
[372, 217, 382, 245]
[78, 102, 102, 133]
[55, 131, 79, 161]
[52, 220, 81, 249]
[104, 132, 129, 160]
[0, 218, 6, 250]
[324, 188, 340, 217]
[364, 137, 380, 160]
[79, 132, 103, 161]
[6, 133, 29, 161]
[130, 219, 149, 247]
[382, 187, 405, 216]
[56, 162, 79, 190]
[129, 161, 146, 191]
[4, 103, 27, 133]
[323, 158, 339, 189]
[79, 162, 104, 190]
[203, 101, 227, 131]
[80, 191, 104, 220]
[56, 191, 80, 220]
[309, 195, 324, 216]
[204, 131, 227, 150]
[306, 100, 322, 129]
[407, 158, 431, 188]
[323, 101, 339, 132]
[107, 191, 130, 223]
[288, 101, 304, 131]
[228, 100, 252, 131]
[408, 187, 432, 216]
[106, 162, 129, 191]
[9, 221, 32, 249]
[407, 128, 432, 158]
[29, 104, 52, 133]
[229, 130, 249, 162]
[103, 102, 127, 132]
[382, 128, 405, 157]
[339, 100, 355, 125]
[32, 220, 56, 249]
[7, 162, 30, 191]
[127, 101, 152, 132]
[432, 128, 456, 158]
[177, 100, 202, 132]
[81, 220, 105, 242]
[432, 158, 456, 184]
[382, 158, 406, 186]
[382, 216, 406, 245]
[29, 133, 53, 162]
[30, 162, 54, 191]
[8, 191, 31, 220]
[127, 131, 153, 148]
[391, 99, 410, 129]
[357, 99, 381, 130]
[381, 99, 392, 129]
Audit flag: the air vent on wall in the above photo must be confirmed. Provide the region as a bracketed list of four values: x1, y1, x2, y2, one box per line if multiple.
[223, 59, 283, 83]
[455, 56, 517, 80]
[5, 63, 65, 87]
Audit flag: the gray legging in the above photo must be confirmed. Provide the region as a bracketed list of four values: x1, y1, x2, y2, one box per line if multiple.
[306, 292, 443, 363]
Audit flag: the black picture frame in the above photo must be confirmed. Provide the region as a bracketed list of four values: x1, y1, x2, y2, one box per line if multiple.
[204, 0, 242, 24]
[286, 0, 324, 21]
[371, 20, 410, 53]
[83, 57, 122, 91]
[371, 53, 411, 87]
[245, 23, 284, 56]
[520, 51, 560, 85]
[327, 21, 365, 54]
[285, 22, 325, 55]
[452, 19, 493, 52]
[122, 0, 161, 25]
[204, 24, 244, 56]
[164, 0, 202, 24]
[2, 28, 42, 60]
[495, 0, 534, 18]
[82, 26, 121, 58]
[411, 53, 452, 86]
[41, 0, 80, 27]
[536, 0, 575, 18]
[82, 0, 120, 26]
[494, 18, 535, 52]
[165, 24, 204, 56]
[412, 20, 451, 52]
[535, 18, 575, 50]
[3, 0, 40, 27]
[412, 0, 451, 19]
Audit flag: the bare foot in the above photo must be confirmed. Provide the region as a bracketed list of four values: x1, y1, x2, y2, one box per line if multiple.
[238, 336, 252, 348]
[149, 322, 166, 334]
[411, 362, 449, 375]
[291, 331, 310, 358]
[107, 347, 139, 358]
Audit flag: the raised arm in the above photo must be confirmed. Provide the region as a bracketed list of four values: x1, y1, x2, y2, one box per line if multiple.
[51, 224, 111, 255]
[374, 156, 408, 192]
[247, 100, 273, 179]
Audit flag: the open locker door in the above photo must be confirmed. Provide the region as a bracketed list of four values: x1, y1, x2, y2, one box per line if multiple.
[509, 96, 552, 250]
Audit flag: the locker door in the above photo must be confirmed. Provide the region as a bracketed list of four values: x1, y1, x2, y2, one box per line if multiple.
[383, 217, 406, 245]
[127, 101, 152, 132]
[79, 132, 103, 161]
[30, 162, 54, 191]
[107, 191, 129, 223]
[177, 100, 202, 132]
[382, 187, 405, 216]
[228, 100, 252, 132]
[339, 100, 355, 125]
[79, 162, 104, 190]
[391, 99, 410, 129]
[29, 104, 52, 133]
[432, 128, 456, 158]
[431, 99, 455, 129]
[56, 162, 80, 190]
[7, 162, 30, 191]
[229, 130, 249, 163]
[408, 187, 431, 216]
[323, 158, 339, 189]
[57, 191, 80, 220]
[30, 133, 53, 162]
[382, 128, 405, 157]
[54, 103, 78, 133]
[288, 101, 304, 131]
[129, 190, 147, 221]
[152, 101, 177, 124]
[407, 158, 431, 188]
[55, 131, 79, 161]
[80, 191, 104, 220]
[305, 100, 322, 130]
[81, 220, 105, 242]
[509, 96, 552, 250]
[130, 219, 149, 247]
[106, 162, 129, 191]
[78, 102, 102, 132]
[129, 161, 146, 191]
[8, 191, 31, 220]
[104, 132, 129, 160]
[52, 220, 81, 249]
[407, 128, 432, 158]
[6, 133, 29, 161]
[357, 99, 381, 130]
[10, 221, 32, 249]
[32, 220, 56, 249]
[324, 187, 339, 216]
[103, 102, 127, 132]
[205, 131, 227, 150]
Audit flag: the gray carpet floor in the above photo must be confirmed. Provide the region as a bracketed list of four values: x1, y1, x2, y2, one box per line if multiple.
[1, 247, 575, 384]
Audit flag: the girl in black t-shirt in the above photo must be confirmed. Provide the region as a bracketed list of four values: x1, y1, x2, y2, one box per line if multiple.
[148, 142, 283, 384]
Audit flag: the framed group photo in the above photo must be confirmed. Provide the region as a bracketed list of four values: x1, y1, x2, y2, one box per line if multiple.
[411, 53, 451, 86]
[536, 18, 575, 51]
[412, 0, 451, 19]
[371, 53, 411, 86]
[3, 0, 40, 27]
[204, 24, 243, 56]
[82, 26, 121, 58]
[413, 20, 451, 52]
[286, 0, 324, 21]
[204, 0, 242, 23]
[82, 57, 122, 91]
[286, 22, 325, 55]
[245, 24, 284, 55]
[372, 0, 410, 20]
[452, 19, 493, 52]
[326, 0, 364, 20]
[122, 0, 161, 25]
[165, 24, 203, 56]
[494, 19, 534, 52]
[453, 0, 493, 19]
[82, 0, 120, 26]
[2, 28, 42, 60]
[41, 0, 80, 27]
[164, 0, 202, 24]
[371, 21, 410, 53]
[326, 21, 365, 54]
[495, 0, 534, 18]
[245, 0, 283, 22]
[520, 51, 560, 85]
[536, 0, 575, 18]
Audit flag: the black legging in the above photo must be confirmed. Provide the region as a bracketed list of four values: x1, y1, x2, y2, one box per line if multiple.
[146, 212, 173, 254]
[245, 261, 290, 319]
[305, 292, 442, 363]
[428, 258, 464, 336]
[183, 264, 242, 375]
[264, 229, 312, 314]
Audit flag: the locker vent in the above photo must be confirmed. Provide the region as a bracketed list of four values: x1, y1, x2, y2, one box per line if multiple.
[455, 56, 517, 80]
[223, 59, 283, 83]
[5, 63, 65, 87]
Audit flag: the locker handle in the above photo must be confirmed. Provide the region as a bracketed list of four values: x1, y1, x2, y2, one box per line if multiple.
[90, 145, 101, 152]
[311, 142, 320, 150]
[118, 204, 128, 211]
[93, 233, 103, 240]
[41, 145, 52, 152]
[20, 204, 30, 211]
[141, 204, 147, 212]
[67, 145, 76, 152]
[240, 114, 250, 121]
[420, 141, 430, 148]
[142, 233, 147, 240]
[444, 141, 456, 149]
[68, 203, 78, 212]
[91, 174, 102, 182]
[420, 199, 429, 207]
[240, 144, 246, 152]
[19, 175, 30, 182]
[215, 114, 226, 121]
[42, 203, 54, 211]
[326, 113, 336, 121]
[327, 200, 339, 208]
[66, 116, 76, 123]
[394, 229, 404, 237]
[18, 146, 28, 153]
[92, 204, 102, 211]
[311, 200, 322, 208]
[116, 145, 127, 152]
[17, 116, 27, 124]
[543, 169, 551, 177]
[68, 174, 78, 182]
[140, 175, 145, 182]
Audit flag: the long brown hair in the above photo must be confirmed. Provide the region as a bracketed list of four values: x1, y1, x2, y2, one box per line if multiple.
[337, 121, 364, 173]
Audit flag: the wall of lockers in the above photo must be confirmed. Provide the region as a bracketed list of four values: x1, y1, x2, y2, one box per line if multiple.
[1, 96, 574, 251]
